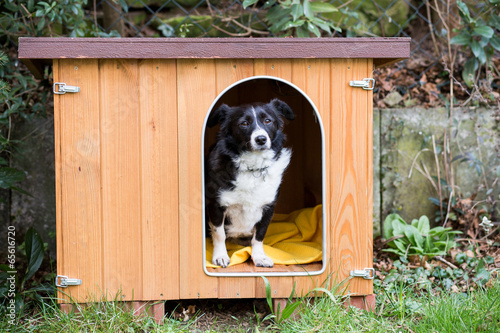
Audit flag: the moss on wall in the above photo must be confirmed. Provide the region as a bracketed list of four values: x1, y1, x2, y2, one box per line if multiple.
[375, 107, 498, 235]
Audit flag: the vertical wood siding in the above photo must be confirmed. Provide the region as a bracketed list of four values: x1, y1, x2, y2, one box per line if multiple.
[56, 59, 179, 302]
[56, 59, 103, 302]
[55, 58, 373, 302]
[177, 59, 218, 299]
[138, 60, 180, 300]
[329, 58, 373, 295]
[100, 59, 143, 300]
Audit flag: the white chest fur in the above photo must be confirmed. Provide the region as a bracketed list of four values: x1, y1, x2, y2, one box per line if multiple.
[219, 149, 291, 238]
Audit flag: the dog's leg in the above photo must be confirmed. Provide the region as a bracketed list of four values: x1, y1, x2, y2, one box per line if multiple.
[211, 224, 230, 268]
[209, 206, 230, 268]
[251, 206, 274, 268]
[251, 237, 273, 268]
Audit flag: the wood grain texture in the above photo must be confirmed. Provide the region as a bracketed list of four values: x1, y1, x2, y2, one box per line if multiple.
[213, 59, 257, 299]
[56, 59, 102, 303]
[139, 60, 180, 300]
[54, 60, 62, 302]
[53, 55, 376, 303]
[329, 58, 373, 295]
[100, 59, 143, 300]
[367, 62, 375, 294]
[18, 37, 410, 67]
[177, 59, 218, 299]
[289, 59, 331, 296]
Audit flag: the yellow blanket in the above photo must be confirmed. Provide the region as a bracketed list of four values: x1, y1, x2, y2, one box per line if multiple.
[206, 205, 323, 267]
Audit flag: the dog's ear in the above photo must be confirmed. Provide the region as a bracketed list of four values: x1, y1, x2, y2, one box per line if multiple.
[207, 104, 231, 128]
[271, 99, 295, 121]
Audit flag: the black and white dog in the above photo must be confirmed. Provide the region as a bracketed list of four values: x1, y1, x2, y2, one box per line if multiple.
[205, 99, 295, 268]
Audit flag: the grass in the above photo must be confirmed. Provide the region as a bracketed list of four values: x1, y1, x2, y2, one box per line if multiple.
[2, 279, 499, 332]
[1, 298, 188, 332]
[414, 285, 500, 333]
[275, 280, 500, 332]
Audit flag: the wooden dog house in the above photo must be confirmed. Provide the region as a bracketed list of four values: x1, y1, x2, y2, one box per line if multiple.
[19, 38, 410, 317]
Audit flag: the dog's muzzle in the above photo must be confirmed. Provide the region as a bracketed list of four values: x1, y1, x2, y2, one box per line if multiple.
[250, 130, 271, 150]
[255, 135, 267, 146]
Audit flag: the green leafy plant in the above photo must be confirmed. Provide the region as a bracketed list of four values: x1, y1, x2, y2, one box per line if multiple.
[259, 274, 351, 325]
[0, 0, 97, 39]
[380, 270, 422, 322]
[260, 276, 302, 324]
[375, 244, 497, 301]
[383, 214, 461, 258]
[178, 23, 194, 38]
[450, 0, 500, 88]
[243, 0, 340, 37]
[0, 167, 29, 197]
[454, 251, 494, 287]
[0, 228, 53, 317]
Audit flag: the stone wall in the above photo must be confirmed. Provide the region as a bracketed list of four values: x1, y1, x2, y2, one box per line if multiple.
[1, 107, 497, 256]
[374, 107, 498, 235]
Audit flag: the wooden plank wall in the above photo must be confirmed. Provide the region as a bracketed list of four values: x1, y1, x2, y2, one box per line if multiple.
[177, 59, 218, 299]
[55, 59, 179, 303]
[55, 59, 103, 302]
[139, 60, 179, 300]
[55, 58, 373, 302]
[100, 59, 143, 301]
[329, 59, 373, 296]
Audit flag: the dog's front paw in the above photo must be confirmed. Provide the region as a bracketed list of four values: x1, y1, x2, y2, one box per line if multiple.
[252, 254, 274, 268]
[212, 254, 230, 268]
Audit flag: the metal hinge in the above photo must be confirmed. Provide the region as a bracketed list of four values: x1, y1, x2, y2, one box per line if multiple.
[349, 78, 375, 90]
[350, 268, 375, 280]
[53, 82, 80, 94]
[55, 275, 82, 288]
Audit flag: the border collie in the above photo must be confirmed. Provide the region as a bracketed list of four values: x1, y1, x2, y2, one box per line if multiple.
[205, 99, 295, 268]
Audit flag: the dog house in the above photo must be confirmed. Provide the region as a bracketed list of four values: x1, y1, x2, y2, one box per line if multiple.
[19, 38, 409, 316]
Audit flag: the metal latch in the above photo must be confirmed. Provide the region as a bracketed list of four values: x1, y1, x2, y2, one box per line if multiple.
[350, 268, 375, 280]
[55, 275, 82, 288]
[349, 78, 375, 90]
[53, 82, 80, 94]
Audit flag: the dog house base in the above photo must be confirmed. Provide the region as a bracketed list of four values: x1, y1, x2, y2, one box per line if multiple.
[344, 294, 376, 311]
[59, 301, 165, 324]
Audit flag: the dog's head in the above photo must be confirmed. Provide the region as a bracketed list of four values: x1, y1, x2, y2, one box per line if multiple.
[208, 99, 295, 152]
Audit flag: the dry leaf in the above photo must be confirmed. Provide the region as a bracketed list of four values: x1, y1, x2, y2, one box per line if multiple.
[187, 305, 196, 315]
[467, 229, 476, 239]
[380, 79, 393, 91]
[420, 73, 427, 84]
[449, 249, 461, 262]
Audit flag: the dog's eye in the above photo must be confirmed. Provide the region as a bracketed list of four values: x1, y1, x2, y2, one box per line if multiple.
[264, 118, 272, 125]
[240, 121, 249, 128]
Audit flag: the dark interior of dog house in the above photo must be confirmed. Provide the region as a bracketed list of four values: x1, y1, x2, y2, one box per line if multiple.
[203, 77, 325, 276]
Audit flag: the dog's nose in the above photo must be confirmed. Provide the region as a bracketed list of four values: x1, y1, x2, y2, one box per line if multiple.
[255, 135, 267, 146]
